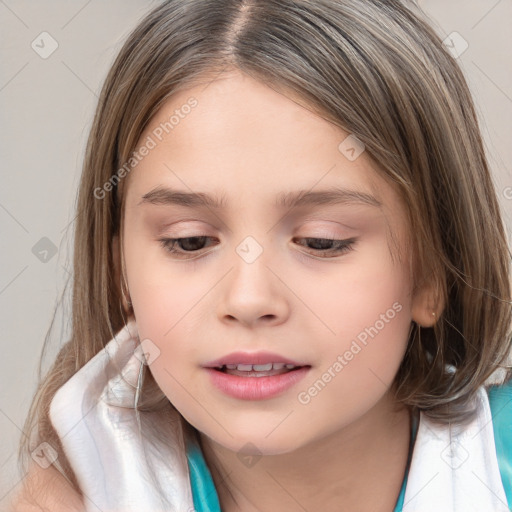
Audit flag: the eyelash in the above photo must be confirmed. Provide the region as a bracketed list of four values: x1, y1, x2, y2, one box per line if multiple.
[158, 236, 356, 259]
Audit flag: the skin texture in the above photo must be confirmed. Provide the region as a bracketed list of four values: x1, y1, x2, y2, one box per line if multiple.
[9, 463, 83, 511]
[118, 70, 439, 511]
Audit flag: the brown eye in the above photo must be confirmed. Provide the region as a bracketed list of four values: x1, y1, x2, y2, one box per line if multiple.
[293, 237, 357, 257]
[159, 236, 218, 258]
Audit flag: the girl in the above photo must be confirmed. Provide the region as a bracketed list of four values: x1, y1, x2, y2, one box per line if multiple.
[13, 0, 512, 511]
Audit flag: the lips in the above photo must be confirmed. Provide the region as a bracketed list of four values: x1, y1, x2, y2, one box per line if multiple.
[203, 351, 311, 399]
[205, 366, 310, 400]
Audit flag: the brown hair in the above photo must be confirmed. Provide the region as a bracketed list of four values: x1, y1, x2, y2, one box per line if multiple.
[18, 0, 512, 497]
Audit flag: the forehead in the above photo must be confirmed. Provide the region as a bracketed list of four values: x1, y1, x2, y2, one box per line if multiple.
[124, 71, 398, 213]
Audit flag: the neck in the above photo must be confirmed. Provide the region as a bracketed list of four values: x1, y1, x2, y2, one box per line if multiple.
[199, 392, 412, 512]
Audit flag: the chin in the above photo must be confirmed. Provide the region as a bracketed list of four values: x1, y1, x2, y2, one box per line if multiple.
[197, 422, 310, 456]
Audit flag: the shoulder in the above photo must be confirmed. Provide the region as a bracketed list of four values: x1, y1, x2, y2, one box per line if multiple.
[9, 463, 84, 512]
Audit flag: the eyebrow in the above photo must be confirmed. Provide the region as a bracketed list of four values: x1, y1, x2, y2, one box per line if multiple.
[138, 185, 382, 210]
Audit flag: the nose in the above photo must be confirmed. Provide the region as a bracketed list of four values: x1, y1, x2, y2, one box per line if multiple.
[216, 244, 290, 329]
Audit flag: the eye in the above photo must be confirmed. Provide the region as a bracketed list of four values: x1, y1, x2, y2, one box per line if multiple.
[159, 236, 218, 259]
[293, 237, 356, 257]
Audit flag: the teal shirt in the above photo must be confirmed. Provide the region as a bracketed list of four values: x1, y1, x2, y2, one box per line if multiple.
[186, 440, 222, 512]
[488, 378, 512, 507]
[186, 379, 512, 511]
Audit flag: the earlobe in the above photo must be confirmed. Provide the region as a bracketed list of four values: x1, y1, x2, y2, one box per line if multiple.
[411, 278, 444, 328]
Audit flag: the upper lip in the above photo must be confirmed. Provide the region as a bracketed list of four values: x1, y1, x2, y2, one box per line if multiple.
[203, 351, 306, 368]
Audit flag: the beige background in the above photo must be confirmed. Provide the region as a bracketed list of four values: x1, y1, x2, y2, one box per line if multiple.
[1, 0, 511, 506]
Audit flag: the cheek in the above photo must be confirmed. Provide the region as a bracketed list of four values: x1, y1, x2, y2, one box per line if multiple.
[292, 241, 412, 431]
[132, 288, 206, 417]
[123, 236, 196, 386]
[124, 230, 205, 337]
[299, 234, 412, 344]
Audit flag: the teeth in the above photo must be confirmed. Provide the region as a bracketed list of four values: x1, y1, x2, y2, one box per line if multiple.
[237, 364, 253, 371]
[252, 363, 273, 371]
[220, 363, 298, 371]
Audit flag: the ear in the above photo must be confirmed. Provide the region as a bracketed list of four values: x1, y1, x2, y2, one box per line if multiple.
[112, 234, 132, 314]
[411, 276, 444, 328]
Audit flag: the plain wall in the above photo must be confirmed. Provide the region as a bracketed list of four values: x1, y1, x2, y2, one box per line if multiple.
[1, 0, 511, 505]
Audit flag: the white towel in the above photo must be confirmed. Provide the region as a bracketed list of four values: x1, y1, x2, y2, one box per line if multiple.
[49, 319, 195, 512]
[403, 387, 509, 511]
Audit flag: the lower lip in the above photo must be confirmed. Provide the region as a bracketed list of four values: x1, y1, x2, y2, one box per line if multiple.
[205, 367, 310, 400]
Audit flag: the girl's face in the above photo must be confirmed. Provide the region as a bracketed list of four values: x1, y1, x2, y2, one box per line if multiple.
[121, 70, 424, 455]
